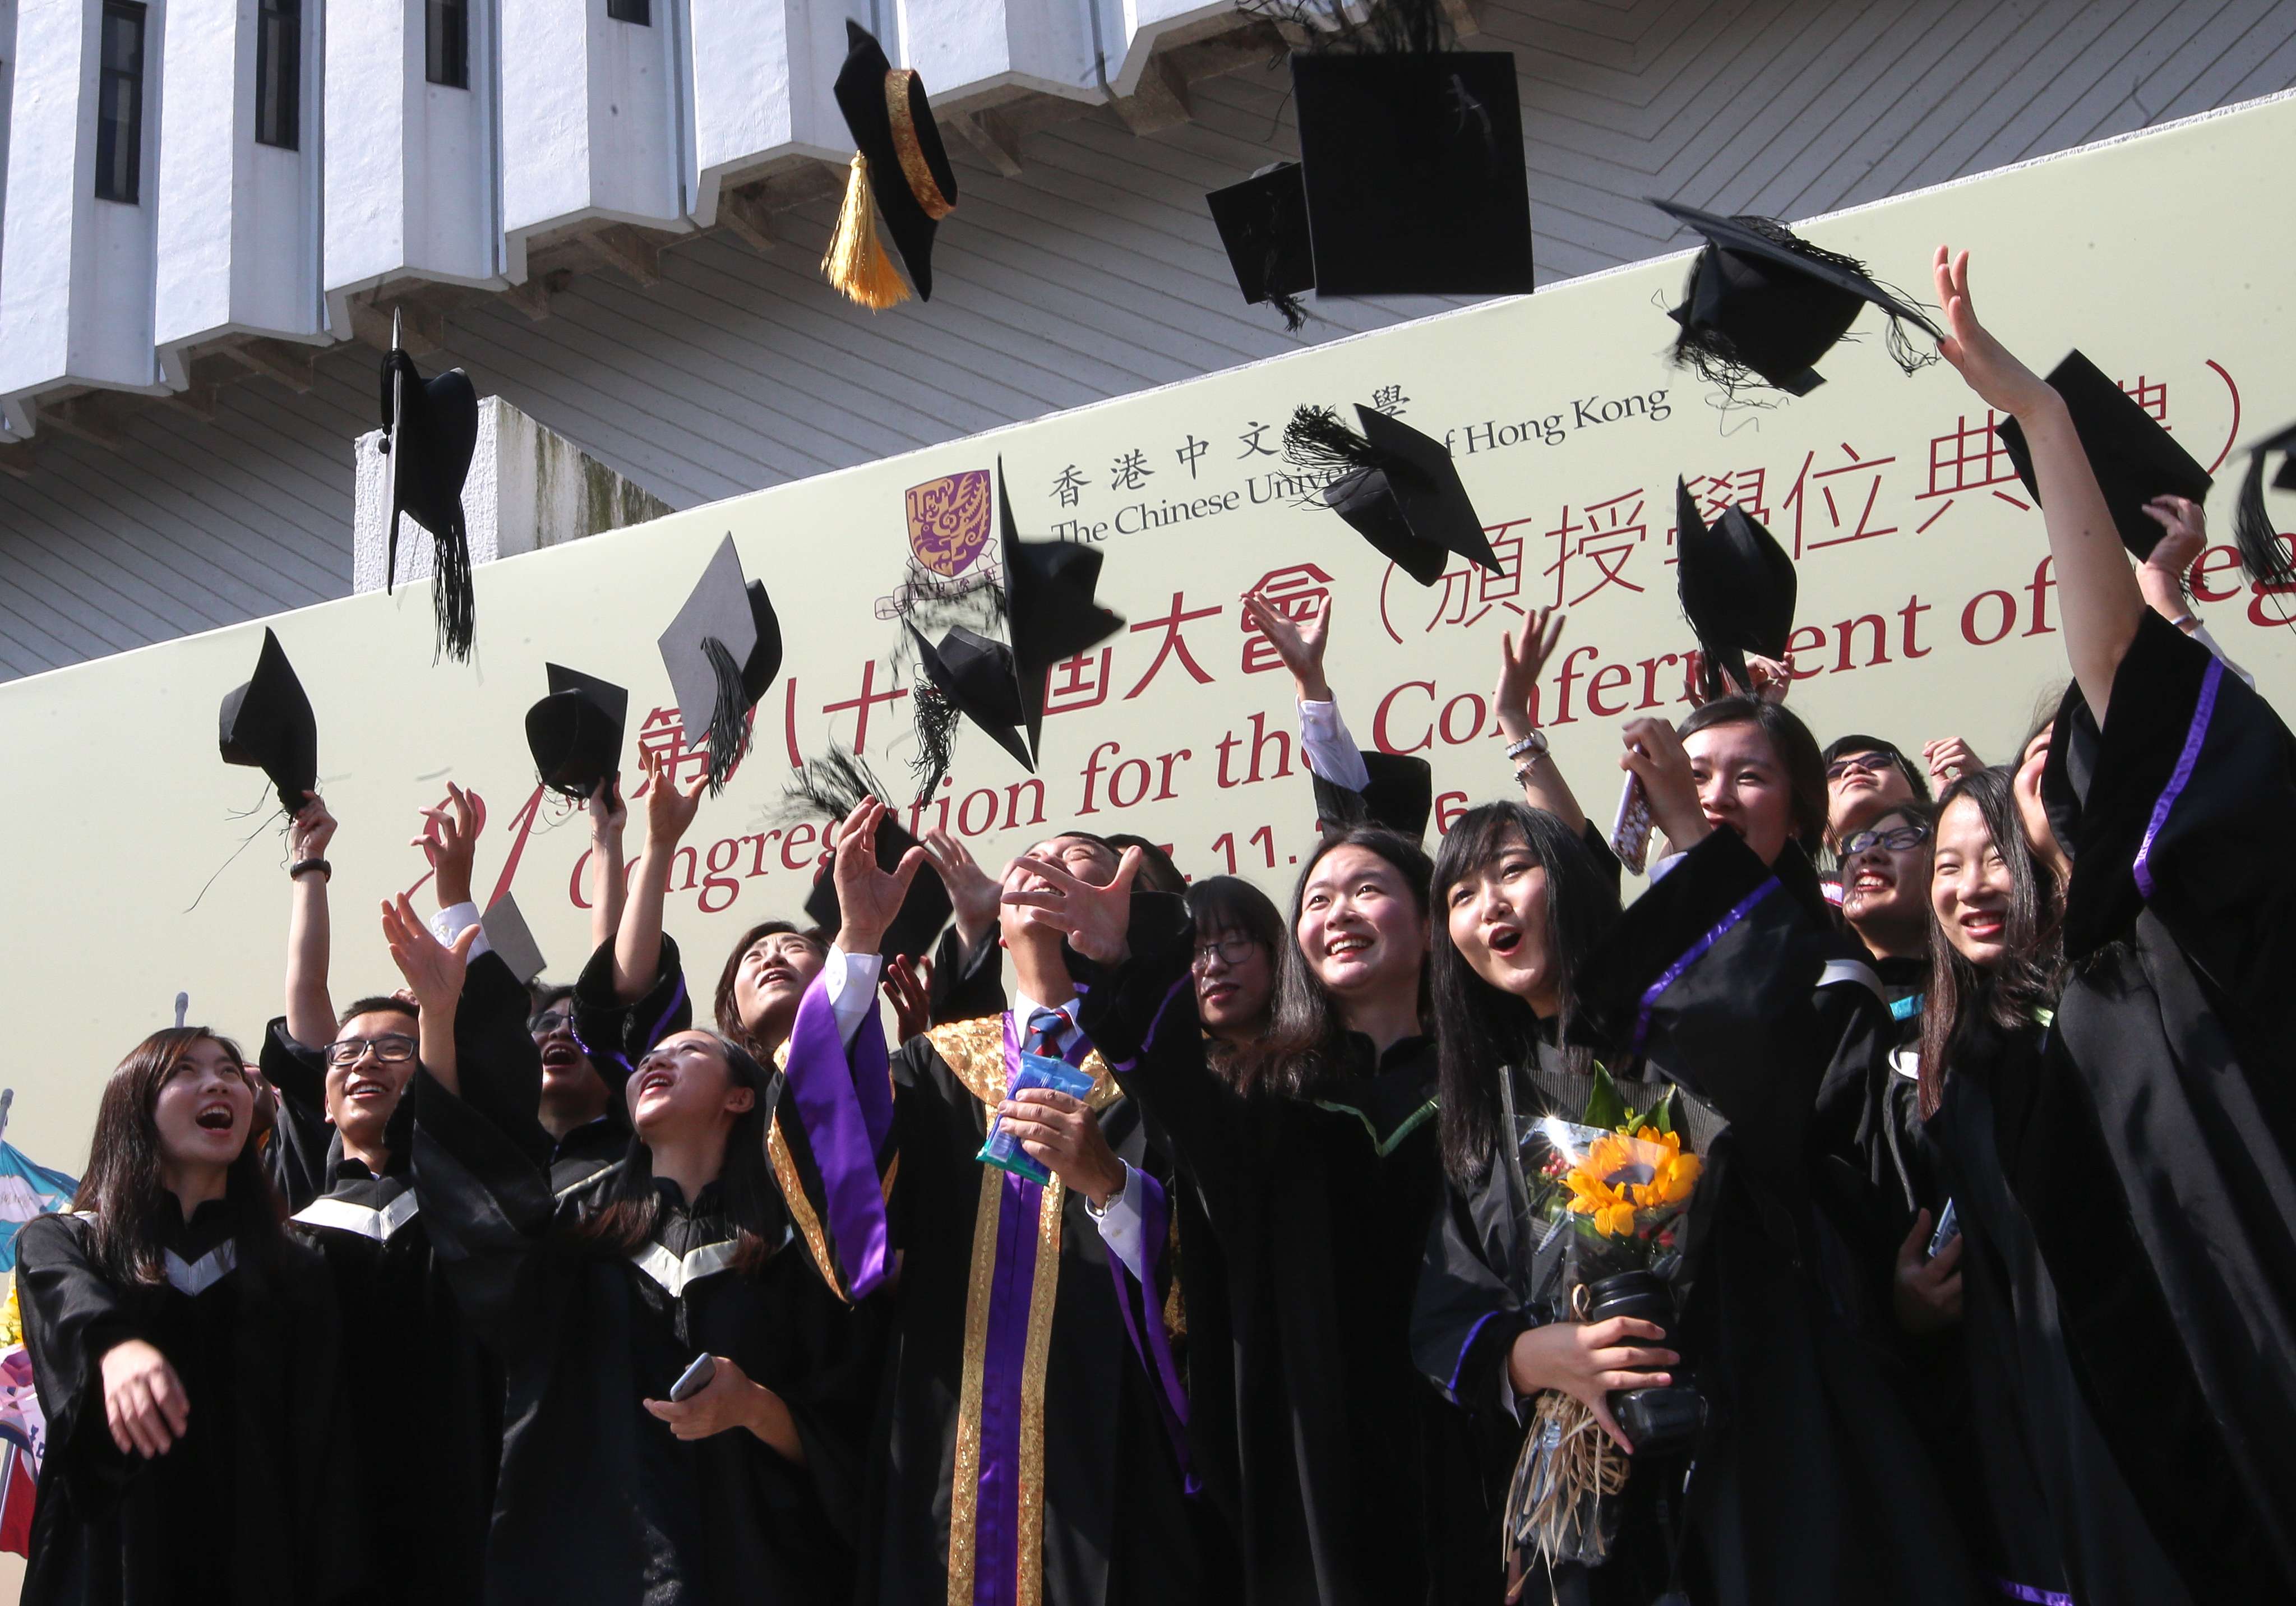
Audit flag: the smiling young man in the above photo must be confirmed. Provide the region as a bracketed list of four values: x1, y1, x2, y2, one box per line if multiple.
[775, 800, 1202, 1606]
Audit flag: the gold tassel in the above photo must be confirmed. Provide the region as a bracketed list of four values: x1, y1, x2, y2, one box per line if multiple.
[821, 151, 912, 311]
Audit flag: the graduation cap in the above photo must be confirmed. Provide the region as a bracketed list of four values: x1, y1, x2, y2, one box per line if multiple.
[218, 628, 317, 815]
[2232, 418, 2296, 586]
[657, 536, 784, 795]
[525, 663, 628, 802]
[1675, 478, 1797, 700]
[1207, 163, 1316, 331]
[786, 750, 954, 961]
[903, 460, 1125, 796]
[479, 892, 548, 987]
[378, 314, 481, 661]
[1651, 199, 1941, 399]
[1989, 350, 2214, 565]
[823, 22, 957, 310]
[1288, 50, 1534, 299]
[1313, 751, 1435, 842]
[1282, 404, 1500, 586]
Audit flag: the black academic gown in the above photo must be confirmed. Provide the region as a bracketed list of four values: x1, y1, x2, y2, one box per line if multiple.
[1078, 938, 1484, 1606]
[1925, 1018, 2189, 1606]
[409, 1070, 880, 1606]
[1575, 829, 1981, 1606]
[2012, 613, 2296, 1595]
[1412, 1045, 1712, 1606]
[828, 1018, 1199, 1606]
[15, 1202, 362, 1606]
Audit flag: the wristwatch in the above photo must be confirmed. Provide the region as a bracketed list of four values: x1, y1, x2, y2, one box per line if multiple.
[1505, 730, 1550, 763]
[1084, 1170, 1129, 1220]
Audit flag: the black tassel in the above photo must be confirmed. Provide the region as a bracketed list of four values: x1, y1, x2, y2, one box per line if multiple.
[1282, 404, 1383, 476]
[1270, 289, 1309, 334]
[700, 636, 751, 795]
[431, 513, 475, 664]
[783, 746, 897, 825]
[2234, 447, 2296, 587]
[907, 680, 963, 808]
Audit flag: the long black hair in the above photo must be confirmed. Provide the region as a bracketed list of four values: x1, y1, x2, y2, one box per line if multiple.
[72, 1028, 287, 1286]
[1918, 767, 2065, 1117]
[573, 1029, 787, 1273]
[1185, 875, 1288, 1079]
[1430, 803, 1621, 1183]
[1225, 825, 1434, 1099]
[1677, 694, 1829, 852]
[713, 921, 829, 1063]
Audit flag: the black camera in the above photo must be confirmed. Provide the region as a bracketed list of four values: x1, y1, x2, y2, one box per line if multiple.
[1582, 1270, 1706, 1456]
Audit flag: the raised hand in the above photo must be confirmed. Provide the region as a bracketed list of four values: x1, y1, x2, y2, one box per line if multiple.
[1493, 606, 1566, 741]
[1000, 847, 1143, 964]
[830, 797, 927, 957]
[641, 749, 706, 853]
[881, 954, 934, 1043]
[1922, 737, 1981, 787]
[1619, 717, 1707, 853]
[588, 773, 628, 844]
[381, 893, 478, 1016]
[1240, 590, 1333, 702]
[413, 782, 485, 907]
[2139, 496, 2208, 619]
[996, 1089, 1127, 1206]
[1930, 247, 2055, 418]
[921, 827, 1000, 947]
[288, 792, 338, 862]
[100, 1339, 190, 1459]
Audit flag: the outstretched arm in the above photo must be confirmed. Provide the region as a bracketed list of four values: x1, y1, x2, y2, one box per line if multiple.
[283, 793, 338, 1047]
[1494, 607, 1585, 832]
[613, 750, 706, 1004]
[588, 775, 629, 953]
[1933, 247, 2141, 721]
[1245, 590, 1375, 793]
[382, 894, 478, 1097]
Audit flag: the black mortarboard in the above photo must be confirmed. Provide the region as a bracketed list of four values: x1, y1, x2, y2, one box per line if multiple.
[1313, 751, 1435, 842]
[1207, 162, 1316, 330]
[658, 536, 783, 794]
[1652, 199, 1941, 398]
[479, 892, 548, 986]
[1290, 52, 1534, 298]
[825, 22, 958, 308]
[904, 461, 1125, 793]
[218, 628, 317, 815]
[1994, 350, 2212, 563]
[378, 330, 481, 661]
[2233, 417, 2296, 585]
[786, 750, 954, 962]
[525, 663, 628, 801]
[1675, 478, 1797, 700]
[1283, 404, 1499, 585]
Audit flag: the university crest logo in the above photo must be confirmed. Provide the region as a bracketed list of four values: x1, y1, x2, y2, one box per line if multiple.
[905, 470, 994, 578]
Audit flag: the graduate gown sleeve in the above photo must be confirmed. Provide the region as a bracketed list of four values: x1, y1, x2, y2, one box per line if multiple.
[1411, 1157, 1534, 1418]
[926, 925, 1007, 1027]
[13, 1215, 137, 1493]
[408, 1068, 558, 1347]
[449, 949, 554, 1172]
[572, 933, 695, 1092]
[258, 1017, 336, 1211]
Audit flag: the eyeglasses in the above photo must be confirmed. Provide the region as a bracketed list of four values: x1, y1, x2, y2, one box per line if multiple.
[530, 1009, 575, 1037]
[1824, 752, 1899, 783]
[324, 1033, 417, 1068]
[1190, 936, 1262, 971]
[1842, 824, 1931, 857]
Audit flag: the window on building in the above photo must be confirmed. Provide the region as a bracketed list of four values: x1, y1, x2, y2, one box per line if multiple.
[427, 0, 469, 89]
[255, 0, 301, 150]
[94, 2, 146, 204]
[607, 0, 652, 21]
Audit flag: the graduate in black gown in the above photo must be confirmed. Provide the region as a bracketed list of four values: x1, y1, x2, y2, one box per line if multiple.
[1927, 246, 2296, 1596]
[386, 893, 881, 1606]
[1018, 815, 1486, 1606]
[1560, 685, 1981, 1605]
[251, 786, 521, 1606]
[527, 773, 636, 1193]
[16, 1028, 362, 1606]
[777, 800, 1201, 1606]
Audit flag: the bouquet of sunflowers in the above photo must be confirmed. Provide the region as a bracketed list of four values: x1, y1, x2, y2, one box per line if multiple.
[1502, 1069, 1704, 1595]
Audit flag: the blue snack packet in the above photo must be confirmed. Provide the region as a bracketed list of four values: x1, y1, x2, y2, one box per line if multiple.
[977, 1051, 1097, 1185]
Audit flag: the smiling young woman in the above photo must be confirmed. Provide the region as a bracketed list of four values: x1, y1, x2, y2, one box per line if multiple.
[15, 1028, 360, 1606]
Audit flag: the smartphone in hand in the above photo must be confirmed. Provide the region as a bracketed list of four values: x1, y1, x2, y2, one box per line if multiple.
[1927, 1200, 1961, 1258]
[669, 1354, 717, 1402]
[1611, 772, 1652, 875]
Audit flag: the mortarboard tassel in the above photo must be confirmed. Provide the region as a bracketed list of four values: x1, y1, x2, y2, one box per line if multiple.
[784, 746, 897, 826]
[822, 152, 913, 311]
[2234, 449, 2296, 588]
[907, 679, 963, 807]
[431, 509, 476, 664]
[1282, 404, 1384, 477]
[700, 636, 751, 795]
